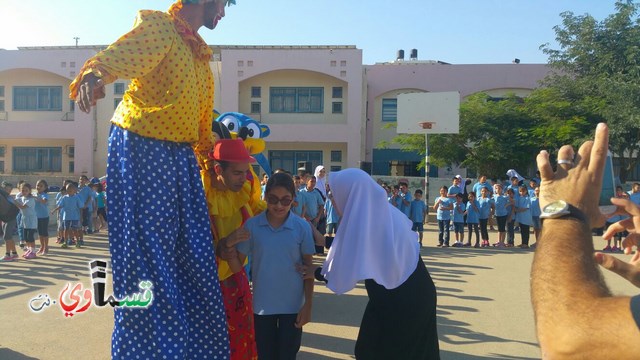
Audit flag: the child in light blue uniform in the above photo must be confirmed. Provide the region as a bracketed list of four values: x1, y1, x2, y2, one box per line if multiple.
[505, 188, 516, 246]
[236, 173, 315, 360]
[515, 186, 533, 248]
[492, 184, 510, 247]
[410, 189, 427, 246]
[53, 182, 83, 248]
[34, 180, 50, 255]
[530, 186, 542, 247]
[452, 194, 466, 247]
[433, 186, 453, 247]
[477, 187, 495, 247]
[15, 183, 38, 259]
[465, 192, 480, 247]
[324, 189, 341, 250]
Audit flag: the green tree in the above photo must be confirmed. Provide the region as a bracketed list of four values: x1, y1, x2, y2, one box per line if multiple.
[541, 0, 640, 181]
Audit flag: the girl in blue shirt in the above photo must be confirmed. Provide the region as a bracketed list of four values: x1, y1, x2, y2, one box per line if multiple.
[235, 172, 315, 360]
[452, 194, 466, 247]
[465, 192, 480, 248]
[477, 187, 495, 247]
[530, 186, 542, 247]
[433, 186, 453, 247]
[15, 183, 38, 259]
[505, 188, 516, 247]
[515, 186, 533, 248]
[492, 184, 510, 247]
[34, 180, 50, 255]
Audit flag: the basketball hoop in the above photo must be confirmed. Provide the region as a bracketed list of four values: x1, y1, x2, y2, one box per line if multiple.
[418, 122, 434, 130]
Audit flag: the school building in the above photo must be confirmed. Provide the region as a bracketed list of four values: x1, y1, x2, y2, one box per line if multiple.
[0, 45, 551, 180]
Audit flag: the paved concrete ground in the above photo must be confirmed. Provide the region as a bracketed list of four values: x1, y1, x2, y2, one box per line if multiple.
[1, 225, 637, 359]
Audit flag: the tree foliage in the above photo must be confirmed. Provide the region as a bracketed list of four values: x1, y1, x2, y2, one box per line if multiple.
[541, 0, 640, 181]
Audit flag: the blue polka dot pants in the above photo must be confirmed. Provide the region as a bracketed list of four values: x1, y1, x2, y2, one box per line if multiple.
[107, 126, 230, 359]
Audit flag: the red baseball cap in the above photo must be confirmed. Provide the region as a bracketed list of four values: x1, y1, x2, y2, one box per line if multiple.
[210, 139, 256, 163]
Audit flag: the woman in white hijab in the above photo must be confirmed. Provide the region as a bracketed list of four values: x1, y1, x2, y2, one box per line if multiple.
[313, 165, 327, 198]
[317, 168, 440, 359]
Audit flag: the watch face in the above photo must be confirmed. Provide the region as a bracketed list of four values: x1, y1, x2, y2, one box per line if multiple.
[544, 200, 568, 214]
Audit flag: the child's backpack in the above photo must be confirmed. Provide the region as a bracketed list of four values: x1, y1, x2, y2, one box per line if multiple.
[0, 188, 19, 222]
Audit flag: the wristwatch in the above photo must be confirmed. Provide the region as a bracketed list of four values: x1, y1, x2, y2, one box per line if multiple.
[539, 200, 587, 223]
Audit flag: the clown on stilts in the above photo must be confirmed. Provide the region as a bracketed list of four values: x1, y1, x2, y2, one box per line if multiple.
[70, 0, 237, 358]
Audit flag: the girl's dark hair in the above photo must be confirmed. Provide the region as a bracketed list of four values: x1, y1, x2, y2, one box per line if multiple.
[265, 172, 295, 198]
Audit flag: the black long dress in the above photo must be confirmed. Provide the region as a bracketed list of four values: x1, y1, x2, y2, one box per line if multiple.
[354, 257, 440, 359]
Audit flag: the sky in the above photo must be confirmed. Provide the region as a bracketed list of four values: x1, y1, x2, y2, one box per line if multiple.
[0, 0, 620, 65]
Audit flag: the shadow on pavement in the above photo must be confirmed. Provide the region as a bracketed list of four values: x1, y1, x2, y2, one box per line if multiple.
[0, 348, 39, 360]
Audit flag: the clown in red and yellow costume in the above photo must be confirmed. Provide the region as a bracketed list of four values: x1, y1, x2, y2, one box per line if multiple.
[199, 137, 266, 360]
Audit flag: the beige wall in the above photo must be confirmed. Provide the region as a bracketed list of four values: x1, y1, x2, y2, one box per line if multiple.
[92, 81, 130, 177]
[238, 70, 348, 125]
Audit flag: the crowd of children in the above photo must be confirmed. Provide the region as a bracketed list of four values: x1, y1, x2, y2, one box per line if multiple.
[382, 175, 640, 251]
[0, 176, 107, 261]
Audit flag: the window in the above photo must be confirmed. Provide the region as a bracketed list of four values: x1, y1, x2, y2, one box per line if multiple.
[332, 102, 342, 114]
[251, 102, 261, 114]
[268, 150, 323, 175]
[69, 161, 74, 173]
[0, 146, 5, 157]
[270, 87, 323, 113]
[0, 100, 4, 112]
[69, 100, 75, 112]
[332, 87, 343, 98]
[0, 160, 4, 173]
[114, 98, 122, 109]
[13, 86, 63, 111]
[381, 98, 397, 122]
[61, 62, 67, 68]
[340, 60, 347, 67]
[251, 86, 261, 98]
[330, 166, 342, 172]
[67, 146, 75, 158]
[13, 147, 62, 172]
[0, 86, 4, 97]
[114, 83, 125, 95]
[330, 150, 342, 162]
[70, 62, 76, 68]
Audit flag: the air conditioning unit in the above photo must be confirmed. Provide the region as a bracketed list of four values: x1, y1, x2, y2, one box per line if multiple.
[66, 145, 75, 158]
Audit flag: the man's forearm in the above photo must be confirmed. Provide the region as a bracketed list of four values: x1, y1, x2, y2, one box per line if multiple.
[532, 218, 611, 355]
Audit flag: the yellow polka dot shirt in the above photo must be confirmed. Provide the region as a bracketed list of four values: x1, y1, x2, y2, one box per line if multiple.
[70, 7, 215, 154]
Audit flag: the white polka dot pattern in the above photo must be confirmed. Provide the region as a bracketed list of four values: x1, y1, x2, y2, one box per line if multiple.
[107, 125, 230, 359]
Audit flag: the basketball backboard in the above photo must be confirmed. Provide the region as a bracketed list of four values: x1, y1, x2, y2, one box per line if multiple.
[396, 92, 460, 134]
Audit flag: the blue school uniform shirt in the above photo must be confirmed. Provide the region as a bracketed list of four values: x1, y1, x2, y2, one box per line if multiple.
[399, 191, 412, 217]
[301, 188, 324, 219]
[493, 194, 509, 217]
[630, 192, 640, 205]
[435, 196, 452, 221]
[18, 196, 38, 229]
[56, 192, 66, 218]
[410, 199, 426, 223]
[477, 197, 494, 220]
[507, 185, 521, 202]
[530, 196, 541, 217]
[58, 194, 83, 221]
[325, 198, 340, 224]
[473, 182, 493, 197]
[35, 193, 49, 219]
[466, 200, 480, 224]
[515, 196, 533, 226]
[453, 202, 466, 223]
[291, 191, 306, 217]
[237, 211, 315, 315]
[448, 185, 461, 197]
[77, 185, 93, 210]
